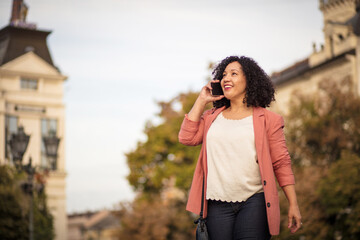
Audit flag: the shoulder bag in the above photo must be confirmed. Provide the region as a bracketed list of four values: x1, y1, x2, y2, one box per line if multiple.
[194, 176, 209, 240]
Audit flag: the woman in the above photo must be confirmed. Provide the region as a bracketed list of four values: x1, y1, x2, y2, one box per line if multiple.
[178, 56, 301, 239]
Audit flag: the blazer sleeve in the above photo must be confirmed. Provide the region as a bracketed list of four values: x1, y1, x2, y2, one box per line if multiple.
[178, 110, 211, 146]
[268, 116, 295, 187]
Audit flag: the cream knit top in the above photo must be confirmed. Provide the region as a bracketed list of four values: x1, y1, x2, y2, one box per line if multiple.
[206, 112, 263, 202]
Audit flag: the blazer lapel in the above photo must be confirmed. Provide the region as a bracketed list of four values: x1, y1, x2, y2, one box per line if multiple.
[253, 107, 265, 164]
[204, 106, 226, 134]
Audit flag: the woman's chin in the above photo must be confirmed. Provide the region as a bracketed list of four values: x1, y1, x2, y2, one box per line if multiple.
[224, 94, 234, 100]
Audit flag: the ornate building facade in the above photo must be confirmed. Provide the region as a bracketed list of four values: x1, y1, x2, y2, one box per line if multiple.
[271, 0, 360, 115]
[0, 1, 67, 239]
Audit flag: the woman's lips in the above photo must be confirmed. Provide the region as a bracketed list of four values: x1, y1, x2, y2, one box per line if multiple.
[224, 85, 232, 90]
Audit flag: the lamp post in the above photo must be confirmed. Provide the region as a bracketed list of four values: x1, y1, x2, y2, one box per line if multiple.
[22, 157, 35, 240]
[9, 126, 34, 240]
[9, 126, 60, 240]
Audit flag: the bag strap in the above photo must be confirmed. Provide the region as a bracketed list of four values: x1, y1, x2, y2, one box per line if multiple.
[199, 175, 205, 219]
[194, 175, 205, 224]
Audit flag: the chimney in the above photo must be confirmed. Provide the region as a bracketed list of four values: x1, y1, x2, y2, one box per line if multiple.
[10, 0, 28, 24]
[9, 0, 36, 29]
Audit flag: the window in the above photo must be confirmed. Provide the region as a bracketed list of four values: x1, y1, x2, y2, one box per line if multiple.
[41, 118, 58, 170]
[5, 116, 18, 161]
[21, 77, 38, 90]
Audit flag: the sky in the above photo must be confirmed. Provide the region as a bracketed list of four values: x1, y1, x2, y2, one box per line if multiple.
[0, 0, 324, 213]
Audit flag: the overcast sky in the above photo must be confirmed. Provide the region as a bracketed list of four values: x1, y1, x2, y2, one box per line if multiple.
[0, 0, 323, 213]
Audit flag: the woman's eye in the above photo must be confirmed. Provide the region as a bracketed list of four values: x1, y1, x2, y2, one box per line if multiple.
[232, 73, 237, 75]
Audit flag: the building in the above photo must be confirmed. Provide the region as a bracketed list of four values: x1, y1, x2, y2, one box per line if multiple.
[68, 210, 120, 240]
[271, 0, 360, 114]
[0, 1, 68, 239]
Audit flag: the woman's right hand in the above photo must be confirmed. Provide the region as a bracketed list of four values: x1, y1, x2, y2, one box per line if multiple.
[197, 80, 224, 105]
[187, 80, 224, 122]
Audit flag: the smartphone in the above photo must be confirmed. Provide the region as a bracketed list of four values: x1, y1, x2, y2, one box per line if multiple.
[211, 82, 223, 96]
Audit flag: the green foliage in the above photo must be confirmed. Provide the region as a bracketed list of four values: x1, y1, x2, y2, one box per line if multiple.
[286, 77, 360, 166]
[318, 150, 360, 239]
[126, 91, 208, 198]
[281, 77, 360, 239]
[0, 166, 28, 240]
[0, 165, 54, 240]
[33, 192, 55, 240]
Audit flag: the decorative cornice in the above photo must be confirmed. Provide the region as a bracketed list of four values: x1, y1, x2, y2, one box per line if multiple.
[0, 68, 68, 81]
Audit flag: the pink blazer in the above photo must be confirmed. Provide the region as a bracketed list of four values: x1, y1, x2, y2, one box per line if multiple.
[178, 106, 295, 236]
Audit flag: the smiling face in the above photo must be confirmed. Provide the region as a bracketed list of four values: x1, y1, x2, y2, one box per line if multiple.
[220, 61, 247, 102]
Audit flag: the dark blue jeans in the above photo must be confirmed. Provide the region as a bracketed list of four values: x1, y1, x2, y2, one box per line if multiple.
[206, 192, 271, 240]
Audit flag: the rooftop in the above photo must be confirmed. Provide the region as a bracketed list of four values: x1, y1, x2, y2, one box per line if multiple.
[0, 25, 55, 68]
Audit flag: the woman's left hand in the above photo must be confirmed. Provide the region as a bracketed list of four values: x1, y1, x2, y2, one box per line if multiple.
[288, 204, 302, 233]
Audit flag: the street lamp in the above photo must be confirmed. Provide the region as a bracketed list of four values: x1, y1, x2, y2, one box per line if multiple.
[9, 126, 30, 169]
[43, 131, 60, 170]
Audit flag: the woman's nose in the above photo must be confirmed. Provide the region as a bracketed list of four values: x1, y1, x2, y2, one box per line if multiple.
[223, 76, 230, 82]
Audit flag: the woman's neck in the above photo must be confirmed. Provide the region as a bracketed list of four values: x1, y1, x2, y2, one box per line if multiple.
[228, 98, 251, 113]
[223, 100, 253, 120]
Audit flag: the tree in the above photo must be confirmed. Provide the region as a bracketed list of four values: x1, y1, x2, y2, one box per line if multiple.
[117, 197, 195, 240]
[276, 77, 360, 239]
[119, 91, 214, 239]
[126, 91, 207, 198]
[32, 190, 55, 240]
[0, 166, 28, 240]
[318, 150, 360, 239]
[0, 165, 54, 240]
[286, 76, 360, 167]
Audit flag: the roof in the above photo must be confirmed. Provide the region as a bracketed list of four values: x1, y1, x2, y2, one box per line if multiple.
[68, 211, 97, 219]
[0, 25, 54, 67]
[84, 210, 120, 230]
[271, 49, 356, 86]
[270, 58, 310, 86]
[68, 210, 120, 231]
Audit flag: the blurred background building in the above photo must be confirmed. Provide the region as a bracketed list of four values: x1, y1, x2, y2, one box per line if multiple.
[68, 210, 120, 240]
[271, 0, 360, 113]
[0, 0, 67, 239]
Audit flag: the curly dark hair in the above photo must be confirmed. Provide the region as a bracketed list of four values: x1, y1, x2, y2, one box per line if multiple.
[212, 56, 275, 108]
